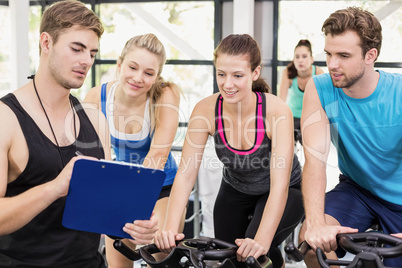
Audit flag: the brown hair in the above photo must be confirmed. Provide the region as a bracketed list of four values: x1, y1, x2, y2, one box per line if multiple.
[287, 39, 313, 79]
[118, 33, 182, 128]
[213, 34, 271, 93]
[322, 7, 382, 61]
[40, 0, 104, 54]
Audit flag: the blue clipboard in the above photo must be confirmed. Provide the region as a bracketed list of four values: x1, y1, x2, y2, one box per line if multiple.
[62, 158, 166, 239]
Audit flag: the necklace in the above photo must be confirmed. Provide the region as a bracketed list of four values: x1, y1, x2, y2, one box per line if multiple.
[31, 75, 77, 167]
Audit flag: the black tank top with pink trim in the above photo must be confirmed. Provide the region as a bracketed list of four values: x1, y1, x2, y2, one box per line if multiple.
[213, 92, 301, 195]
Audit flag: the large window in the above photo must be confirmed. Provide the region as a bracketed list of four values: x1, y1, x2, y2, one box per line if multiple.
[2, 1, 401, 107]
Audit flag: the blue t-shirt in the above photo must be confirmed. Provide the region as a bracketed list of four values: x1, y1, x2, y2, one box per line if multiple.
[314, 70, 402, 205]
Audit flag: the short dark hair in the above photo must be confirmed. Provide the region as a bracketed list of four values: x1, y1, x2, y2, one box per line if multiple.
[322, 7, 382, 61]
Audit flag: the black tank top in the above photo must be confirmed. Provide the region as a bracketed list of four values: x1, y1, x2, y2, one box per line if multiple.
[0, 94, 106, 268]
[214, 92, 301, 195]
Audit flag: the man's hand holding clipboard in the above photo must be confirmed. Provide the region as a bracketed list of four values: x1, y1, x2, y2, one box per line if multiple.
[62, 158, 164, 241]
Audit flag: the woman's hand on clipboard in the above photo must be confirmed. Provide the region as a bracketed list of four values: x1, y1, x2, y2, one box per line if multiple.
[123, 212, 159, 245]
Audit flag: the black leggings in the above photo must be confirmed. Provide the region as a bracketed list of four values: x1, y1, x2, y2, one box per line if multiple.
[293, 117, 302, 144]
[213, 180, 304, 267]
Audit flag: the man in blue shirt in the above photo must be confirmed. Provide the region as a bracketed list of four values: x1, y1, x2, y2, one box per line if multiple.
[298, 7, 402, 267]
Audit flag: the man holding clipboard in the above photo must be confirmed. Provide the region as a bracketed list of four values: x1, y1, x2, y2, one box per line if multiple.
[63, 157, 166, 240]
[0, 1, 157, 267]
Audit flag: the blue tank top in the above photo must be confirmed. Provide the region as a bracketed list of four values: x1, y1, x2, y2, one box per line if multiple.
[101, 83, 177, 186]
[214, 92, 301, 195]
[314, 71, 402, 205]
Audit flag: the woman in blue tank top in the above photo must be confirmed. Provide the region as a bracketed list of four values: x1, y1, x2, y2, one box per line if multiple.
[279, 39, 324, 141]
[155, 34, 303, 268]
[84, 33, 184, 267]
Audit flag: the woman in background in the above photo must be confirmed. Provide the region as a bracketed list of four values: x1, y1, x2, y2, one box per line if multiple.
[279, 39, 324, 143]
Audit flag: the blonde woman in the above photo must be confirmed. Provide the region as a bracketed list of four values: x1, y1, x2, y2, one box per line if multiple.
[85, 33, 184, 268]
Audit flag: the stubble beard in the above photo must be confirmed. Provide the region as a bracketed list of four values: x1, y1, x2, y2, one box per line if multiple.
[48, 53, 86, 90]
[331, 66, 365, 89]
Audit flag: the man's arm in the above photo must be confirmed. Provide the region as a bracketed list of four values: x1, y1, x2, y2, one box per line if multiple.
[301, 78, 356, 252]
[300, 78, 339, 253]
[0, 103, 78, 235]
[301, 78, 330, 231]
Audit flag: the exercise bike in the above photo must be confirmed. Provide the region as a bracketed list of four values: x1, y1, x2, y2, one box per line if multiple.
[285, 232, 402, 268]
[113, 236, 273, 268]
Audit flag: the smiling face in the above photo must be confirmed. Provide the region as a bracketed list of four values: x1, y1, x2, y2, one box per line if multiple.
[215, 53, 260, 103]
[293, 46, 314, 73]
[46, 25, 99, 90]
[117, 47, 160, 99]
[325, 30, 366, 89]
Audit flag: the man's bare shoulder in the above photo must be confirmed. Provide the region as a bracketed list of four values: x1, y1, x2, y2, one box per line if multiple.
[0, 99, 25, 191]
[0, 99, 20, 138]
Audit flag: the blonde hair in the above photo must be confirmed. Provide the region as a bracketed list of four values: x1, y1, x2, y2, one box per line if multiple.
[118, 33, 182, 128]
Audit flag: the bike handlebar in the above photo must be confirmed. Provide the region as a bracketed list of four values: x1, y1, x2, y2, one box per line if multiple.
[113, 240, 142, 261]
[285, 232, 402, 268]
[113, 236, 273, 268]
[284, 240, 309, 262]
[338, 232, 402, 257]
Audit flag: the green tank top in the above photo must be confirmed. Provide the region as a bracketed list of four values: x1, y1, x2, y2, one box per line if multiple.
[286, 65, 316, 118]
